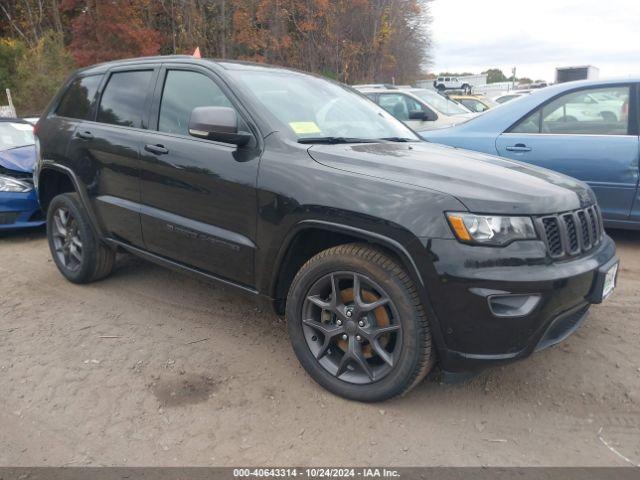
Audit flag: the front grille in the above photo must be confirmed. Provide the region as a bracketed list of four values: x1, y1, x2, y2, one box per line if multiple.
[537, 205, 603, 259]
[542, 217, 563, 256]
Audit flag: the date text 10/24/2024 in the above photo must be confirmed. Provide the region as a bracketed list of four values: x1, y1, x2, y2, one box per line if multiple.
[233, 468, 401, 478]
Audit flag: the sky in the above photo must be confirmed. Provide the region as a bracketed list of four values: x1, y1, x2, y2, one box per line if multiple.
[430, 0, 640, 82]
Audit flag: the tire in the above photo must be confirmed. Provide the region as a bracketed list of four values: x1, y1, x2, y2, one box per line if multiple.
[47, 192, 115, 284]
[286, 243, 434, 402]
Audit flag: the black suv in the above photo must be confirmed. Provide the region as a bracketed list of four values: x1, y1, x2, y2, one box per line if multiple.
[35, 56, 618, 402]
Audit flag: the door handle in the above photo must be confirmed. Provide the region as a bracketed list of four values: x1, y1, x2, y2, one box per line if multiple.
[144, 144, 169, 155]
[505, 143, 531, 152]
[76, 130, 94, 140]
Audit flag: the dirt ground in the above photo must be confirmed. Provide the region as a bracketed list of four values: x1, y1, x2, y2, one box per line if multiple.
[0, 228, 638, 467]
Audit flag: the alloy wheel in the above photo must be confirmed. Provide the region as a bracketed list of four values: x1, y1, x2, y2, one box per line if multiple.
[51, 206, 83, 272]
[301, 271, 402, 384]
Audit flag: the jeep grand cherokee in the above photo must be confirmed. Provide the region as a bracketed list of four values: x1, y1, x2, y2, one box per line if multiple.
[34, 56, 618, 402]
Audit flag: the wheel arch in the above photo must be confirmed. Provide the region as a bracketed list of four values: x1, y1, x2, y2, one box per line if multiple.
[38, 165, 77, 212]
[37, 162, 104, 237]
[269, 220, 426, 316]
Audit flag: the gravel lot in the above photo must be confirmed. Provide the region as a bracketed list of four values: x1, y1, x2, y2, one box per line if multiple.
[0, 228, 638, 467]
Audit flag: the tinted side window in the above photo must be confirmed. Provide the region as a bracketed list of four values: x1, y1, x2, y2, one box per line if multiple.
[56, 75, 101, 120]
[158, 70, 233, 136]
[98, 70, 153, 128]
[540, 86, 630, 135]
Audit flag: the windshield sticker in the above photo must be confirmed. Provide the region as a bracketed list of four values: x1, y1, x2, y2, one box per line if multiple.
[289, 121, 322, 135]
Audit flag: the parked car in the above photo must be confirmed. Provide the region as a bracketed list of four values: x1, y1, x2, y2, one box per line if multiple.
[449, 94, 497, 113]
[0, 118, 44, 230]
[356, 85, 476, 131]
[36, 56, 618, 402]
[433, 75, 486, 93]
[422, 78, 640, 229]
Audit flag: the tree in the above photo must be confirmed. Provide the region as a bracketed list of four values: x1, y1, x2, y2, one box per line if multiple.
[13, 30, 75, 114]
[62, 0, 162, 66]
[0, 0, 435, 112]
[0, 37, 26, 95]
[483, 68, 507, 83]
[0, 0, 65, 45]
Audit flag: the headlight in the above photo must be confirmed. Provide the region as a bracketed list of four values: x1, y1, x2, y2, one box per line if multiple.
[446, 212, 537, 246]
[0, 175, 33, 193]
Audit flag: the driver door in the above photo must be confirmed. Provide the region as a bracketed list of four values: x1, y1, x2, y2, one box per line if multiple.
[139, 65, 260, 286]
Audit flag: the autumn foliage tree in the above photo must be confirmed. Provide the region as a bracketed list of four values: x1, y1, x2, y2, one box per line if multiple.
[0, 0, 433, 114]
[61, 0, 163, 66]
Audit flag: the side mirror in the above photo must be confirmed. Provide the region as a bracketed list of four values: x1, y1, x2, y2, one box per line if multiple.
[409, 109, 436, 122]
[188, 106, 252, 146]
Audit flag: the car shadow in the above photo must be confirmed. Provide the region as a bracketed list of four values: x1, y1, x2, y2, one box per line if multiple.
[606, 227, 640, 246]
[0, 225, 46, 241]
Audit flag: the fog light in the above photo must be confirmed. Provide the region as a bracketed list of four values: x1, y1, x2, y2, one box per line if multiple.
[488, 294, 541, 318]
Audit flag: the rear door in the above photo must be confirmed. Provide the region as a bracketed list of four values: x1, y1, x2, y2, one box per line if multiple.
[65, 66, 158, 247]
[139, 64, 260, 286]
[496, 84, 639, 221]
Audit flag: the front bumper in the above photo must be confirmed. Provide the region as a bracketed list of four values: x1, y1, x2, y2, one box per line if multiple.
[416, 235, 617, 373]
[0, 190, 45, 230]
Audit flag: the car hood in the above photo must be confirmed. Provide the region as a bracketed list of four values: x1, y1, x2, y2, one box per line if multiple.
[0, 145, 36, 173]
[307, 142, 595, 215]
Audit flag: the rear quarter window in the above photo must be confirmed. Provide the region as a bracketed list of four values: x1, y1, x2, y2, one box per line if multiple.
[56, 75, 102, 120]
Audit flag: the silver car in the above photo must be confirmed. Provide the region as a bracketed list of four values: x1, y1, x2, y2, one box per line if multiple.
[355, 85, 477, 132]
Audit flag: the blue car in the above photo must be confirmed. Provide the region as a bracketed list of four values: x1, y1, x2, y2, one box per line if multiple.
[422, 78, 640, 230]
[0, 118, 44, 230]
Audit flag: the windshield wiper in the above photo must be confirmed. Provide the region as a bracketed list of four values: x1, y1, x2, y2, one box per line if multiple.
[379, 137, 419, 142]
[297, 137, 379, 144]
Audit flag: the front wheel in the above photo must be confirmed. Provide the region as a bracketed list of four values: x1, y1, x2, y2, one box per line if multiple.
[286, 244, 434, 402]
[47, 192, 115, 284]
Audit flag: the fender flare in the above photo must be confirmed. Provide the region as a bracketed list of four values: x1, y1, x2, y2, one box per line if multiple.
[268, 219, 447, 350]
[38, 161, 104, 237]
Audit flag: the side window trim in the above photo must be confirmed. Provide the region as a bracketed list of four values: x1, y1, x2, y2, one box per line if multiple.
[94, 65, 159, 129]
[505, 83, 633, 136]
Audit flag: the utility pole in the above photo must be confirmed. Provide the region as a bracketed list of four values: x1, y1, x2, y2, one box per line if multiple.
[221, 0, 227, 59]
[512, 67, 517, 90]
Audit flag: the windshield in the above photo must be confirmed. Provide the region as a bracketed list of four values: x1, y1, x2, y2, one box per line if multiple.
[0, 122, 34, 151]
[410, 89, 470, 115]
[232, 69, 419, 141]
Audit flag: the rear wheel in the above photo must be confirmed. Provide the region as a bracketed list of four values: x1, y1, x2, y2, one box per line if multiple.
[47, 193, 115, 284]
[286, 244, 434, 402]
